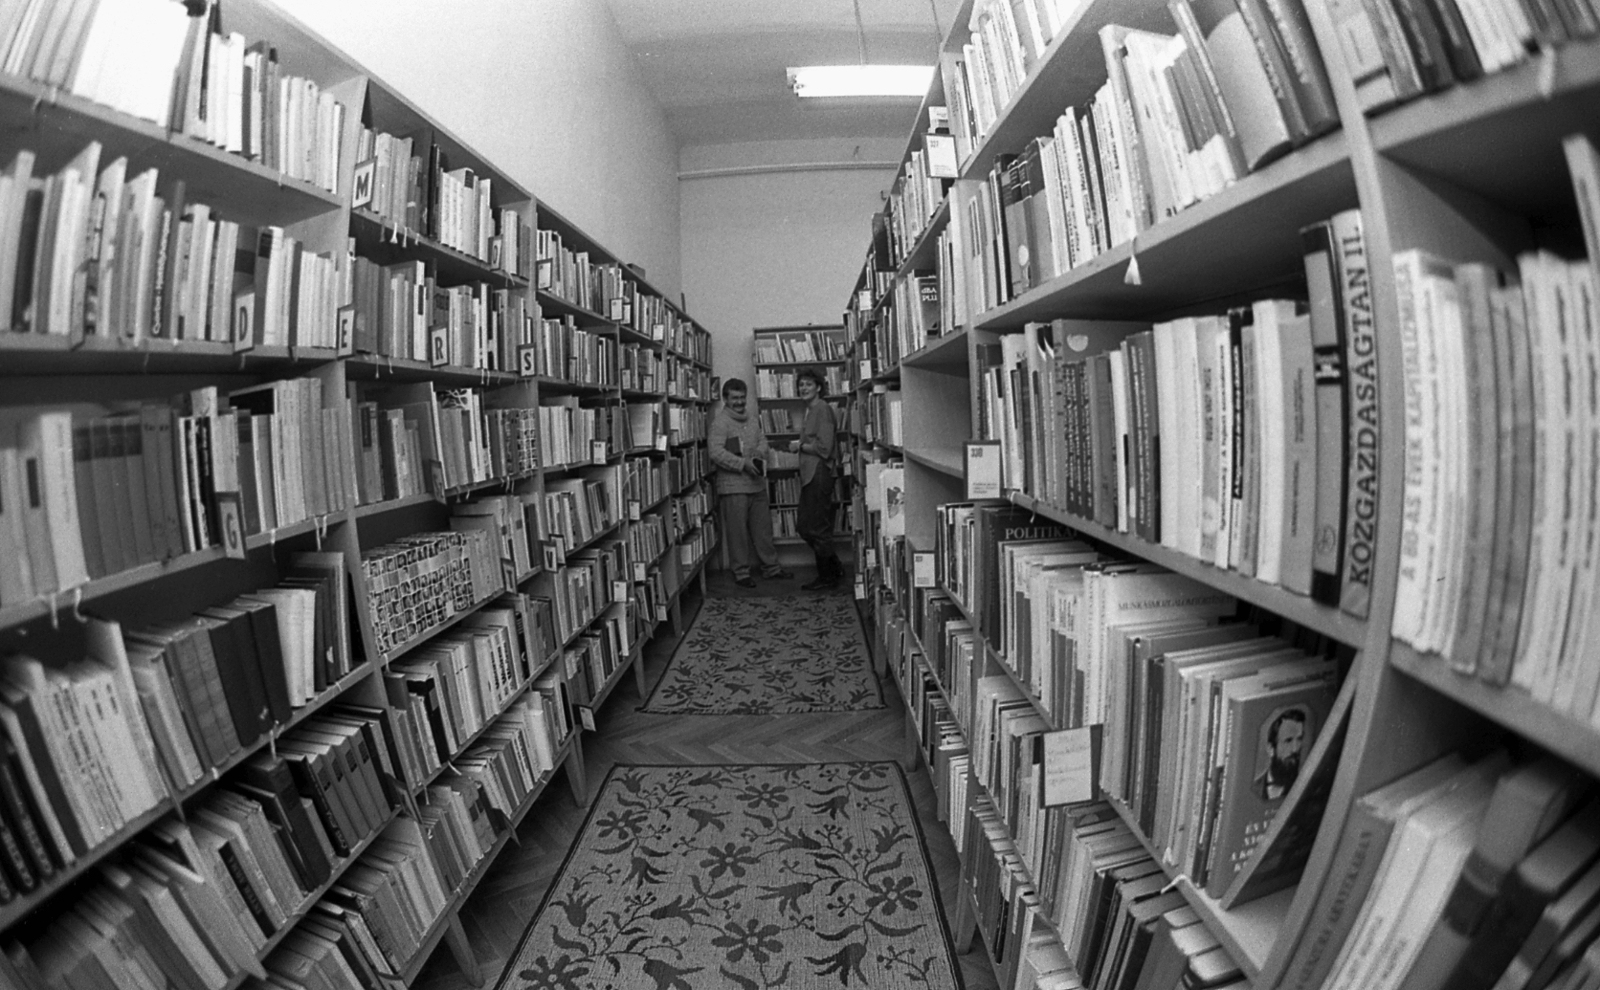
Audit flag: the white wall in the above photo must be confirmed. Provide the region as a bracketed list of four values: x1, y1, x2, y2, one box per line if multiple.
[275, 0, 682, 296]
[679, 138, 902, 390]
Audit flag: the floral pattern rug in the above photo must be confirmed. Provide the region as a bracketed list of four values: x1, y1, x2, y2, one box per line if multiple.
[496, 763, 963, 990]
[641, 595, 883, 714]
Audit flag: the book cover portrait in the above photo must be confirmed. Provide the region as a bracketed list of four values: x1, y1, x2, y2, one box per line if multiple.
[1253, 703, 1313, 802]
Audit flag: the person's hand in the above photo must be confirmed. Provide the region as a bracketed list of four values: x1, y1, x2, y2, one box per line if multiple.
[743, 458, 762, 477]
[790, 439, 802, 453]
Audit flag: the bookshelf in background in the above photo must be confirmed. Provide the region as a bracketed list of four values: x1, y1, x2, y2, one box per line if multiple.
[750, 324, 852, 546]
[847, 0, 1600, 988]
[0, 1, 713, 986]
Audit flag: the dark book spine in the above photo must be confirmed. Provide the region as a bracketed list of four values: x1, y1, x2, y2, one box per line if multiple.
[1303, 221, 1347, 605]
[216, 839, 276, 936]
[0, 741, 57, 877]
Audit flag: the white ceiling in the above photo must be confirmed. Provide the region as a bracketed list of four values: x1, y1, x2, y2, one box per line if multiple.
[600, 0, 968, 148]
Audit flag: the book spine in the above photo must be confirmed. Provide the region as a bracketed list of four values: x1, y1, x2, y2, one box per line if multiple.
[1303, 220, 1348, 606]
[1334, 210, 1379, 618]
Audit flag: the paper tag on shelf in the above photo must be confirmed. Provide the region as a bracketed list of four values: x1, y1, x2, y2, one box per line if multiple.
[854, 577, 866, 600]
[965, 441, 1002, 499]
[609, 298, 627, 321]
[612, 580, 629, 603]
[621, 370, 634, 391]
[351, 159, 376, 209]
[215, 493, 247, 559]
[336, 307, 356, 355]
[865, 548, 878, 570]
[913, 552, 935, 588]
[429, 325, 450, 367]
[634, 562, 646, 582]
[859, 358, 872, 381]
[656, 605, 668, 622]
[1040, 726, 1101, 806]
[653, 323, 666, 341]
[519, 345, 539, 378]
[842, 460, 853, 477]
[578, 707, 596, 732]
[655, 435, 668, 451]
[628, 500, 641, 521]
[592, 440, 608, 464]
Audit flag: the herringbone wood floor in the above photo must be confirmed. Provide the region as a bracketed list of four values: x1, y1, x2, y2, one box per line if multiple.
[412, 572, 1002, 990]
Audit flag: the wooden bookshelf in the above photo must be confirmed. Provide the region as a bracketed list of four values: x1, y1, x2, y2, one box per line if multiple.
[846, 0, 1600, 986]
[0, 2, 715, 985]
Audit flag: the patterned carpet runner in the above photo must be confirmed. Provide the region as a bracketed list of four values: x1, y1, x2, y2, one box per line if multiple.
[641, 595, 883, 714]
[495, 762, 963, 990]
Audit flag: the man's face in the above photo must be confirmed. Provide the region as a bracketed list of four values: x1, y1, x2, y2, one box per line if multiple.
[726, 388, 748, 414]
[1271, 718, 1306, 778]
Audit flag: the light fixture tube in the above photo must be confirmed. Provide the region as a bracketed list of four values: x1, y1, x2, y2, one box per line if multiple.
[786, 65, 934, 98]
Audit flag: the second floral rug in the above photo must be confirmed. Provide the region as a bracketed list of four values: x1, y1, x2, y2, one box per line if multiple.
[640, 594, 883, 714]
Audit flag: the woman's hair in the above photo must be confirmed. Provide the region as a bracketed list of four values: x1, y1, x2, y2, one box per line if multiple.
[797, 366, 827, 397]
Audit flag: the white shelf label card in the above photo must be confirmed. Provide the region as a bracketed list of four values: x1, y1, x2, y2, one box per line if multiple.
[519, 345, 539, 378]
[429, 325, 450, 367]
[591, 440, 608, 464]
[628, 500, 641, 521]
[612, 580, 629, 603]
[865, 547, 878, 570]
[609, 298, 627, 321]
[859, 358, 872, 381]
[965, 441, 1003, 500]
[854, 577, 867, 600]
[351, 160, 376, 209]
[634, 562, 646, 582]
[579, 707, 596, 732]
[654, 435, 668, 451]
[912, 551, 935, 588]
[1040, 726, 1101, 807]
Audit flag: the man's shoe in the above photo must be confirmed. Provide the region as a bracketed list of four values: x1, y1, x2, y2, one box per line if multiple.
[761, 567, 794, 580]
[734, 575, 756, 588]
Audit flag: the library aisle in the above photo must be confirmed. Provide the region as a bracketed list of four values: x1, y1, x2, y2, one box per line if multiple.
[410, 572, 999, 990]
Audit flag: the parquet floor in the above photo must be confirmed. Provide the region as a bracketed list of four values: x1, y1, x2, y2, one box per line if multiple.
[411, 571, 1001, 990]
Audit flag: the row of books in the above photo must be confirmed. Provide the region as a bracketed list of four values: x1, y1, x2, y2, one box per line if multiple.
[754, 367, 851, 398]
[664, 320, 710, 365]
[620, 401, 664, 454]
[539, 396, 622, 469]
[0, 146, 337, 348]
[619, 342, 661, 393]
[0, 379, 355, 605]
[1275, 750, 1600, 990]
[561, 604, 636, 710]
[348, 257, 533, 372]
[758, 408, 804, 434]
[625, 455, 673, 510]
[1392, 138, 1600, 721]
[383, 608, 541, 782]
[626, 513, 668, 573]
[664, 354, 710, 401]
[354, 129, 532, 276]
[542, 472, 619, 564]
[961, 10, 1338, 314]
[1334, 0, 1599, 116]
[5, 0, 346, 192]
[530, 539, 628, 650]
[525, 314, 620, 387]
[858, 385, 905, 448]
[977, 208, 1375, 619]
[533, 230, 632, 317]
[359, 530, 502, 659]
[667, 404, 709, 445]
[452, 496, 537, 588]
[751, 328, 848, 365]
[881, 108, 958, 269]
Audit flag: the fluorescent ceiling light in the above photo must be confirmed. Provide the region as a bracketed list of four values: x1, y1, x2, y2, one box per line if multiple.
[786, 65, 934, 98]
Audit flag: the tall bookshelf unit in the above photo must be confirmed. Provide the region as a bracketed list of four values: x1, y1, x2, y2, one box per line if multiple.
[0, 2, 714, 985]
[851, 0, 1600, 988]
[750, 324, 851, 546]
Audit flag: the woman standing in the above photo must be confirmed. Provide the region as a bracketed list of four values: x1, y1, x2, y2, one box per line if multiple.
[791, 366, 841, 591]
